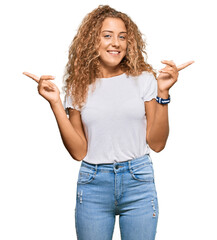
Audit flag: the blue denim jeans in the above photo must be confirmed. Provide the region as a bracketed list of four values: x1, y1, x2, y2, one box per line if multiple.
[75, 154, 159, 240]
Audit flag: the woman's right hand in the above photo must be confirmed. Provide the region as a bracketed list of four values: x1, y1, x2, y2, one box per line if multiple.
[23, 72, 60, 105]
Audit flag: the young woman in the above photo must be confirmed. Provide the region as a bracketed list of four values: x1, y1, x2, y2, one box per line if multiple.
[23, 5, 193, 240]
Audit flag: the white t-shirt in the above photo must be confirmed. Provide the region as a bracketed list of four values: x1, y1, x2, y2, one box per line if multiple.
[63, 71, 157, 164]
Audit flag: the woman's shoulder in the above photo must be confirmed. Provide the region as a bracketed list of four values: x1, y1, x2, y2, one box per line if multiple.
[129, 71, 156, 83]
[126, 70, 155, 79]
[140, 70, 156, 78]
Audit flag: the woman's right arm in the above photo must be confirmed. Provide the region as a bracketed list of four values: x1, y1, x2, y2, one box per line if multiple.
[23, 72, 87, 161]
[50, 99, 87, 161]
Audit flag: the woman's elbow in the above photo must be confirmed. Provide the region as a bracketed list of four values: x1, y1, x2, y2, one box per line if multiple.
[147, 134, 168, 153]
[67, 141, 88, 161]
[148, 141, 166, 153]
[151, 145, 165, 153]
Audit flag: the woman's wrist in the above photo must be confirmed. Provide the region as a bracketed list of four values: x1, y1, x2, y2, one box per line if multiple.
[49, 98, 62, 109]
[157, 89, 169, 99]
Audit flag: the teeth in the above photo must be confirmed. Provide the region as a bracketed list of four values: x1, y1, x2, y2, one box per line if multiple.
[108, 51, 119, 54]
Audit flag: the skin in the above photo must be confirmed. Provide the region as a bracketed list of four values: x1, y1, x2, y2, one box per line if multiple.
[23, 17, 194, 153]
[21, 73, 87, 161]
[98, 17, 127, 78]
[146, 60, 194, 152]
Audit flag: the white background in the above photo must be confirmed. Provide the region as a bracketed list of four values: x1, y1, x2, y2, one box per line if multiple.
[0, 0, 216, 239]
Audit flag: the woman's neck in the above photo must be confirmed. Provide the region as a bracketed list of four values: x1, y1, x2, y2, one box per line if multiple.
[99, 66, 124, 78]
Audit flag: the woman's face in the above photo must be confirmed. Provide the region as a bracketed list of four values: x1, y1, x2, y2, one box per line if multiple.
[98, 17, 127, 73]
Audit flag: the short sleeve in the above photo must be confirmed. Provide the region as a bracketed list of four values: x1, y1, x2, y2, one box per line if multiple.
[142, 72, 157, 102]
[63, 94, 77, 116]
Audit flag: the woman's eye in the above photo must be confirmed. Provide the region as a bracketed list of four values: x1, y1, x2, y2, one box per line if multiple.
[103, 34, 126, 39]
[119, 36, 125, 39]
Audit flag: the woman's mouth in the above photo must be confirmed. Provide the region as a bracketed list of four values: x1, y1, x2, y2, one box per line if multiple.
[107, 50, 121, 55]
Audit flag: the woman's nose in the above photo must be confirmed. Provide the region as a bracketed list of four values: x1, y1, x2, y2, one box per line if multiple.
[111, 37, 120, 47]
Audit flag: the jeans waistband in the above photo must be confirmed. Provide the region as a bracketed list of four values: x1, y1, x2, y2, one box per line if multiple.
[81, 154, 152, 172]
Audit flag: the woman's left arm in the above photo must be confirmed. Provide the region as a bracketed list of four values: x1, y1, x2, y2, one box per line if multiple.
[146, 60, 194, 152]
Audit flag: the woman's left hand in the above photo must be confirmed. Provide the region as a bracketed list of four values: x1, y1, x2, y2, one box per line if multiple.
[157, 60, 194, 94]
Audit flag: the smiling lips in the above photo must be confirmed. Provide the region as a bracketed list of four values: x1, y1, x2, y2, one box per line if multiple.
[107, 50, 121, 55]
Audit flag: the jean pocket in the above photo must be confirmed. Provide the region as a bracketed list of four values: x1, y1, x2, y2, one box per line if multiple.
[77, 166, 96, 185]
[130, 163, 154, 182]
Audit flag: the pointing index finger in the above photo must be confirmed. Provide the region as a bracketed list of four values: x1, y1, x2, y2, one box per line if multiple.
[177, 61, 194, 71]
[23, 72, 40, 83]
[40, 75, 56, 80]
[23, 72, 55, 83]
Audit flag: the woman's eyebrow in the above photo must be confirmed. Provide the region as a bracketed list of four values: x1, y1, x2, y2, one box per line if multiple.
[102, 30, 127, 34]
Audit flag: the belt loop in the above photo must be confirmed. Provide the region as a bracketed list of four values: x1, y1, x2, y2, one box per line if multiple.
[128, 159, 132, 171]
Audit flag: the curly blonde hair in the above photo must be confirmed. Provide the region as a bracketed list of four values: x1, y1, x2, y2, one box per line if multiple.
[62, 5, 156, 111]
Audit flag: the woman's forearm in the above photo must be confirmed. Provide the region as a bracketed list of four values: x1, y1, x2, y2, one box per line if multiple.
[148, 59, 194, 152]
[50, 99, 87, 161]
[147, 91, 169, 152]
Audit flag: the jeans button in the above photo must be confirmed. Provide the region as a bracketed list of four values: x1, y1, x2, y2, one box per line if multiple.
[115, 165, 119, 169]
